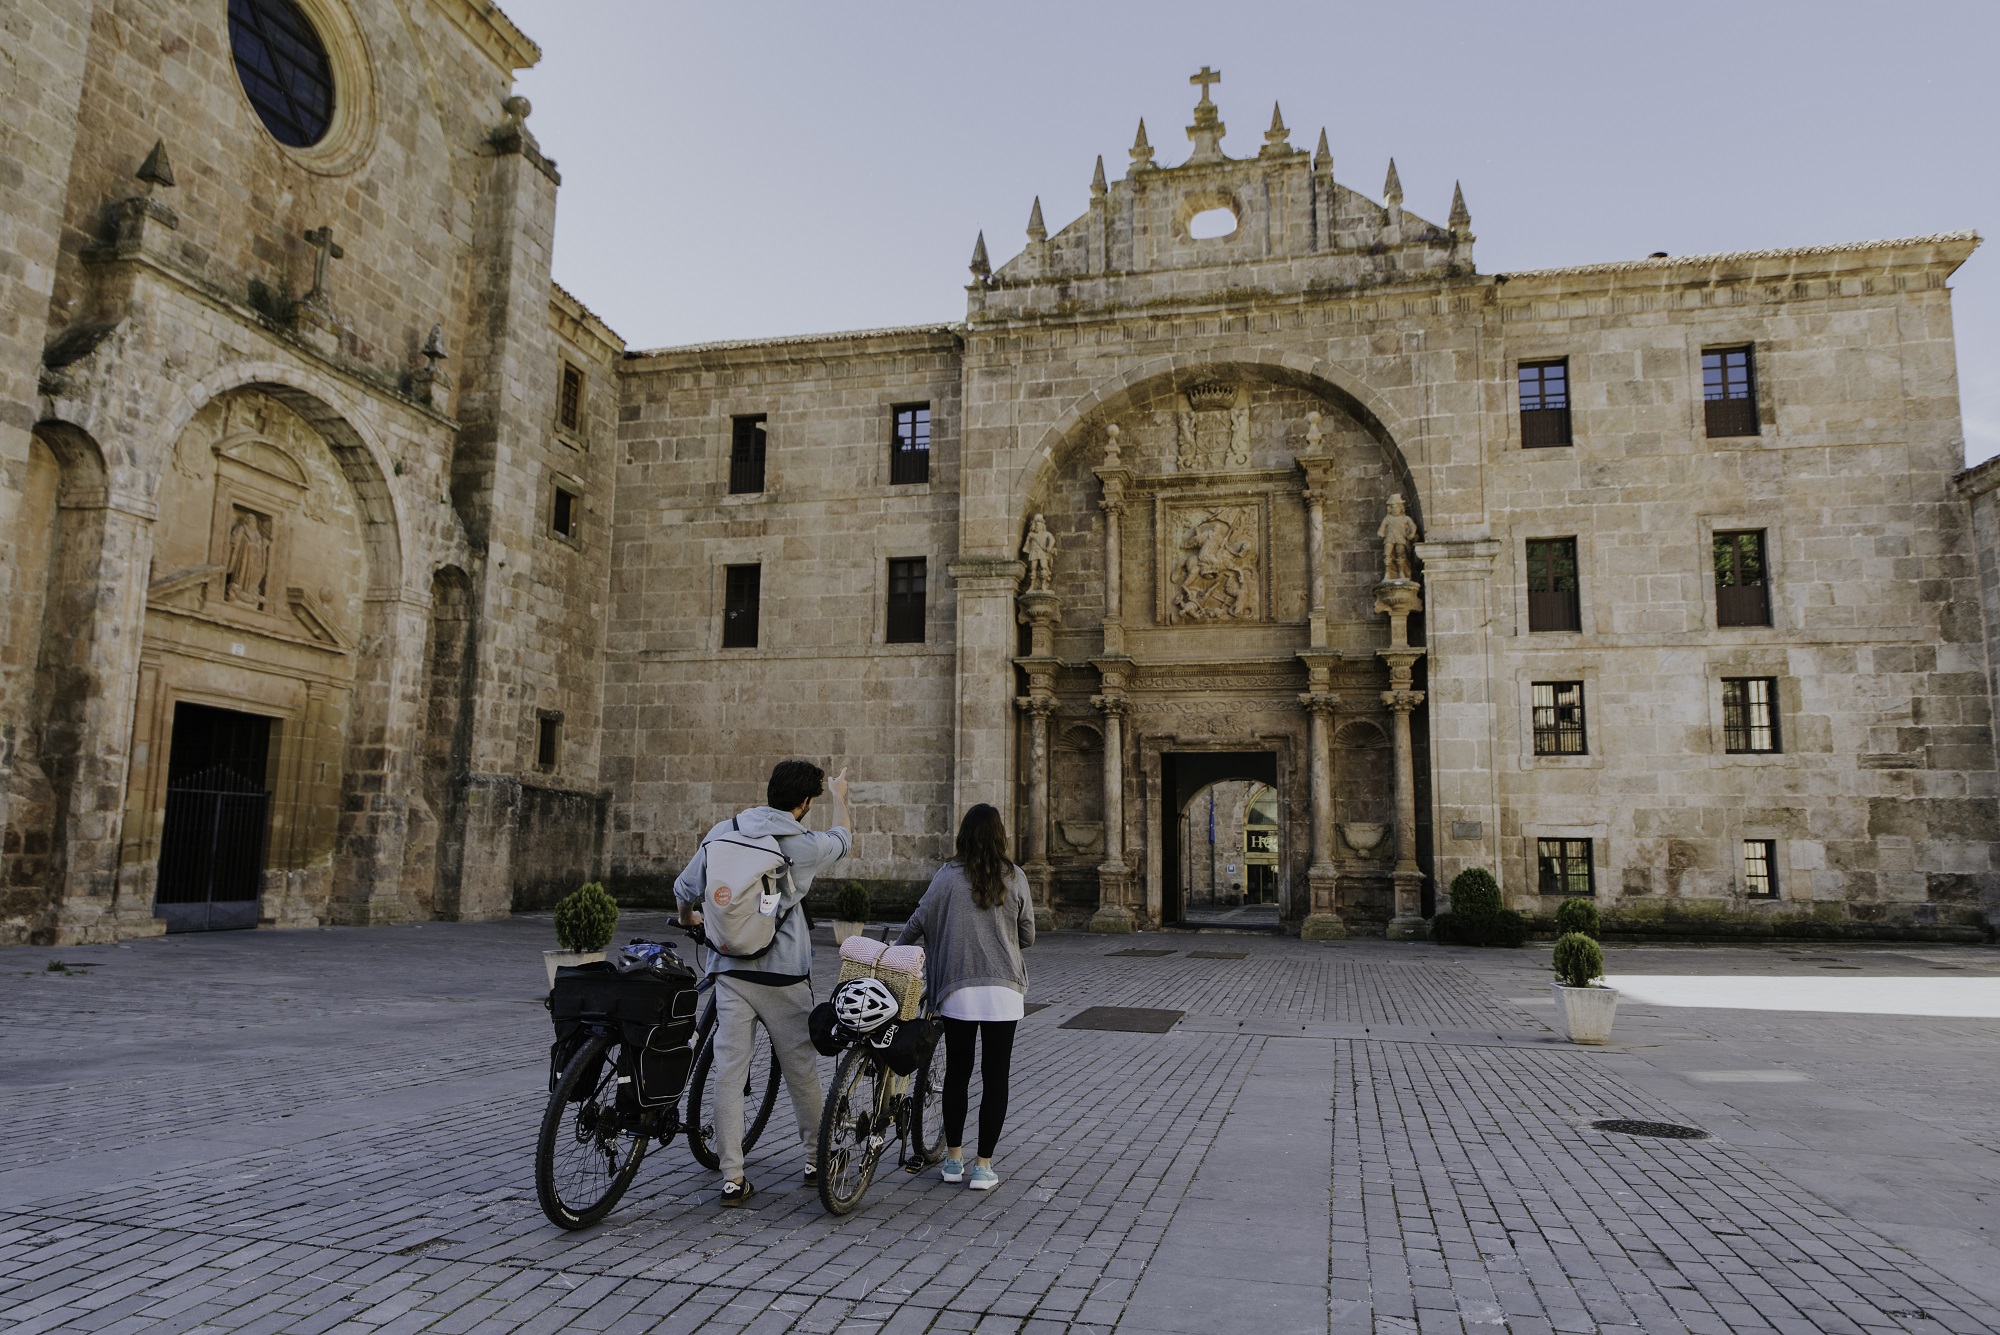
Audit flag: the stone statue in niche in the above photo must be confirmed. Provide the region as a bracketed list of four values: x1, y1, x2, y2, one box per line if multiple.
[1021, 513, 1057, 591]
[1169, 504, 1259, 622]
[225, 508, 271, 609]
[1378, 492, 1418, 582]
[1175, 383, 1251, 470]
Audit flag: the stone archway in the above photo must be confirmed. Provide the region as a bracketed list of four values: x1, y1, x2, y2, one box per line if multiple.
[1008, 362, 1433, 937]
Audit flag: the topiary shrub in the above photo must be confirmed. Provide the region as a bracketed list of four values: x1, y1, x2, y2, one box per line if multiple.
[553, 881, 619, 953]
[1551, 931, 1604, 988]
[1488, 909, 1529, 948]
[1435, 869, 1523, 947]
[1555, 896, 1600, 939]
[1449, 867, 1502, 921]
[833, 881, 871, 922]
[1429, 911, 1458, 944]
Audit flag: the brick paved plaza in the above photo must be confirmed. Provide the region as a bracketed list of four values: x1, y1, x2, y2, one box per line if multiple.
[3, 921, 1998, 1335]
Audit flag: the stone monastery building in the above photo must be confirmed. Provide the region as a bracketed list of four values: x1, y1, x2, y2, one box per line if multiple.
[5, 0, 1997, 945]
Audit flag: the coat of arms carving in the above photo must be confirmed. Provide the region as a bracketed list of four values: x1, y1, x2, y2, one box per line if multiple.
[1175, 383, 1250, 470]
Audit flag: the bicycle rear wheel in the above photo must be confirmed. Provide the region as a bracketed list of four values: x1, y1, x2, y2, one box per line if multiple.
[908, 1029, 949, 1169]
[817, 1045, 887, 1215]
[535, 1032, 649, 1229]
[685, 1005, 781, 1170]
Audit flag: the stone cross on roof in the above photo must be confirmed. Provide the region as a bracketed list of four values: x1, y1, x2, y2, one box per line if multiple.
[1190, 65, 1221, 103]
[1186, 65, 1227, 163]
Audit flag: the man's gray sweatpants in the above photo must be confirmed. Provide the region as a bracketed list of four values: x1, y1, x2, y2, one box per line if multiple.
[711, 973, 823, 1181]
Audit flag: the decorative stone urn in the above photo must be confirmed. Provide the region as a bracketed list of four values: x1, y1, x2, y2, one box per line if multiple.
[544, 949, 605, 988]
[1340, 823, 1387, 858]
[1551, 982, 1620, 1044]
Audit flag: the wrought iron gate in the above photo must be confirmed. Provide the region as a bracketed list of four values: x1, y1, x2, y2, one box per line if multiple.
[155, 762, 270, 932]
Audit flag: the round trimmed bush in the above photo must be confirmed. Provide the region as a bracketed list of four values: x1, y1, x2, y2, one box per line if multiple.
[1448, 867, 1501, 921]
[553, 881, 619, 953]
[833, 881, 871, 921]
[1555, 896, 1600, 939]
[1489, 909, 1529, 948]
[1551, 931, 1604, 988]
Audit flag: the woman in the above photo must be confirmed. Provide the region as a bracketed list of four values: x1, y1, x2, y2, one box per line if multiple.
[898, 803, 1035, 1190]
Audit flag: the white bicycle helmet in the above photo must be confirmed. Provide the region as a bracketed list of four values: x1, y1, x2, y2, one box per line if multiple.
[832, 977, 898, 1033]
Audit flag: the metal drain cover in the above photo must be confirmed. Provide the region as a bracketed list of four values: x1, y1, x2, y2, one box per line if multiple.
[1105, 948, 1176, 957]
[1060, 1006, 1185, 1033]
[1187, 950, 1248, 960]
[1592, 1119, 1709, 1140]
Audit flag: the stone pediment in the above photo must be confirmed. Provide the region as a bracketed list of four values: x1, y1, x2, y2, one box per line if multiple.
[215, 436, 309, 490]
[147, 562, 222, 609]
[286, 586, 352, 650]
[973, 69, 1473, 323]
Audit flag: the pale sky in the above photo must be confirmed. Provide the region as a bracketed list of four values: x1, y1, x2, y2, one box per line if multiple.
[500, 0, 1998, 464]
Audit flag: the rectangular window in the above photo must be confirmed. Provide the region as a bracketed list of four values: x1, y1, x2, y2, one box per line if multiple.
[1713, 529, 1770, 627]
[1703, 345, 1759, 437]
[1537, 838, 1595, 896]
[536, 714, 560, 770]
[1743, 839, 1778, 898]
[557, 363, 584, 434]
[729, 415, 767, 494]
[886, 557, 927, 643]
[1531, 682, 1587, 755]
[1518, 359, 1572, 448]
[551, 484, 578, 540]
[1525, 537, 1581, 632]
[1722, 677, 1780, 753]
[722, 564, 761, 648]
[890, 404, 931, 485]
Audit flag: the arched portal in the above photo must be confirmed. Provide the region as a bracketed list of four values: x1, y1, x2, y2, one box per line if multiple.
[1010, 362, 1433, 936]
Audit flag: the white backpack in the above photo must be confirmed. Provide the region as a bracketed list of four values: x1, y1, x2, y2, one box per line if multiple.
[700, 817, 794, 958]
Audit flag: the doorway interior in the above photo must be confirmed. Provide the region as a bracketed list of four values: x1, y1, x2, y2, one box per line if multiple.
[155, 702, 273, 932]
[1161, 750, 1280, 930]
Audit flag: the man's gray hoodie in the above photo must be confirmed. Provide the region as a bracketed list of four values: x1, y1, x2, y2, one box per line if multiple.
[673, 807, 850, 981]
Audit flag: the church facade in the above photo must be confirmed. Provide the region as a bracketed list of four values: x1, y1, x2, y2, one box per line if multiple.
[4, 3, 1993, 945]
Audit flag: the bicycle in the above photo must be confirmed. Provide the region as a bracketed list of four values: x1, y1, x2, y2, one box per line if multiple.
[815, 1007, 950, 1215]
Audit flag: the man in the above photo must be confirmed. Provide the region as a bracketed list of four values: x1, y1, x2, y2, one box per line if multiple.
[675, 759, 851, 1206]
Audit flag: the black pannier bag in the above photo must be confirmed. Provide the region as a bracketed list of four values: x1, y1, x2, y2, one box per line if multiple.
[874, 1016, 944, 1076]
[548, 960, 698, 1100]
[808, 1000, 844, 1056]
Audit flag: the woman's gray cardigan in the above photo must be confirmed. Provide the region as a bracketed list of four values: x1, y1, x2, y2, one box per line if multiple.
[897, 862, 1035, 1010]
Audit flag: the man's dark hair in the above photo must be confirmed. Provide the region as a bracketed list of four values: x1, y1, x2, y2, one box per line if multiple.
[767, 759, 825, 812]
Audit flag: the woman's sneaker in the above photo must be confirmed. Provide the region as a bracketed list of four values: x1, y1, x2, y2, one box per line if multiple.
[940, 1157, 964, 1183]
[967, 1164, 999, 1191]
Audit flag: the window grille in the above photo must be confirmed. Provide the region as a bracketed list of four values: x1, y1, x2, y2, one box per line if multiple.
[890, 405, 931, 485]
[1518, 360, 1572, 448]
[228, 0, 335, 148]
[1531, 682, 1587, 755]
[558, 364, 584, 433]
[729, 416, 767, 494]
[1526, 538, 1581, 632]
[1722, 677, 1780, 753]
[1743, 839, 1778, 898]
[1713, 530, 1770, 626]
[886, 557, 927, 643]
[1537, 838, 1595, 896]
[722, 564, 761, 648]
[1703, 346, 1759, 437]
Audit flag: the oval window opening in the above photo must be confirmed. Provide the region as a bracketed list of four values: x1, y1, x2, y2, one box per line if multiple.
[230, 0, 336, 149]
[1188, 207, 1238, 240]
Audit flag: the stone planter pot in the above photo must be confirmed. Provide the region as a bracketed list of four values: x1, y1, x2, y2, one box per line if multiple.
[1551, 982, 1619, 1044]
[832, 920, 868, 944]
[544, 948, 605, 988]
[1340, 822, 1387, 857]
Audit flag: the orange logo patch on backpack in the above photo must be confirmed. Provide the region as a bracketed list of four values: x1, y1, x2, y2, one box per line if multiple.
[712, 885, 734, 907]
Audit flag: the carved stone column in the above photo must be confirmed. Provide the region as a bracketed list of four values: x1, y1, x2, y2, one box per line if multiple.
[1014, 582, 1061, 933]
[1297, 669, 1343, 941]
[1297, 414, 1335, 651]
[1382, 681, 1427, 937]
[1094, 424, 1129, 657]
[1088, 675, 1133, 934]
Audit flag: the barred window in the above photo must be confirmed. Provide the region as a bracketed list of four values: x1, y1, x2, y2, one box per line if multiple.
[1703, 346, 1759, 438]
[1518, 360, 1572, 448]
[1526, 538, 1580, 632]
[1537, 838, 1595, 896]
[886, 557, 926, 644]
[722, 564, 760, 648]
[729, 415, 767, 495]
[890, 404, 931, 485]
[1713, 530, 1770, 627]
[1743, 839, 1778, 898]
[1531, 682, 1587, 755]
[558, 364, 585, 434]
[1722, 677, 1780, 753]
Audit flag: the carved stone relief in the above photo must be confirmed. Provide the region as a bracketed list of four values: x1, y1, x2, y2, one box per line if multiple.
[224, 507, 272, 609]
[1159, 498, 1264, 624]
[1175, 383, 1251, 470]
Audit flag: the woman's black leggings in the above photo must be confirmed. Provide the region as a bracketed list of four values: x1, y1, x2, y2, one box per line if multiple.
[941, 1017, 1017, 1159]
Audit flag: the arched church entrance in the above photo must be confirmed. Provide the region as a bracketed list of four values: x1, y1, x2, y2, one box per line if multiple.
[1162, 753, 1281, 929]
[1011, 362, 1433, 938]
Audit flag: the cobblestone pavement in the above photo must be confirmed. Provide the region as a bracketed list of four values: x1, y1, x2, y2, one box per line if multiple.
[1, 921, 1997, 1334]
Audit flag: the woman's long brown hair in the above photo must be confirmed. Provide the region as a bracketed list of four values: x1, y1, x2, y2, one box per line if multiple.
[954, 803, 1014, 910]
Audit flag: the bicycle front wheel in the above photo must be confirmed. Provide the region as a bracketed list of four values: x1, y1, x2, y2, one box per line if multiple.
[909, 1028, 949, 1168]
[817, 1045, 887, 1215]
[535, 1033, 649, 1230]
[686, 1008, 781, 1170]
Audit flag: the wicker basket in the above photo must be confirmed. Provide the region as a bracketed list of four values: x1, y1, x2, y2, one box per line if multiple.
[837, 939, 926, 1020]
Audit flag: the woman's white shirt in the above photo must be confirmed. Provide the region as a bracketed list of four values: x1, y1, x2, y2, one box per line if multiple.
[939, 984, 1025, 1022]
